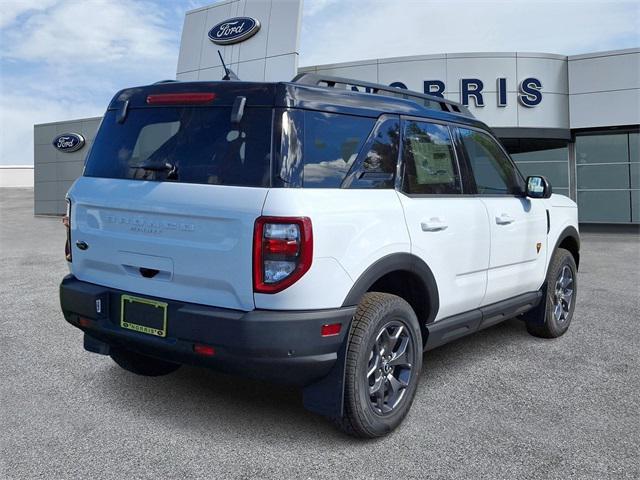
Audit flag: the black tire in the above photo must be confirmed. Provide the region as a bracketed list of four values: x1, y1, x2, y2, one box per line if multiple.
[337, 292, 422, 438]
[110, 348, 181, 377]
[527, 248, 577, 338]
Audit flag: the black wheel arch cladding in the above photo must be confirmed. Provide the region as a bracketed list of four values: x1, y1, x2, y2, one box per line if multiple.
[553, 225, 580, 269]
[341, 252, 439, 324]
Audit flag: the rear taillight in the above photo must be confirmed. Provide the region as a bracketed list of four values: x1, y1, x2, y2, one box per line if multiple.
[253, 217, 313, 294]
[63, 199, 71, 262]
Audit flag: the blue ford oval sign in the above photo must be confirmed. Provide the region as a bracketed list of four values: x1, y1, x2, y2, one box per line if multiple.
[208, 17, 260, 45]
[52, 133, 85, 153]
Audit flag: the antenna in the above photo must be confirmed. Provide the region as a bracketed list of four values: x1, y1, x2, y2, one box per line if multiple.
[217, 50, 239, 81]
[218, 50, 230, 79]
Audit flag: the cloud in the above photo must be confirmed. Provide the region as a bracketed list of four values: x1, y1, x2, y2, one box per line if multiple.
[0, 0, 186, 165]
[0, 93, 104, 169]
[299, 0, 640, 67]
[303, 0, 341, 17]
[0, 0, 58, 29]
[2, 0, 177, 70]
[1, 0, 638, 167]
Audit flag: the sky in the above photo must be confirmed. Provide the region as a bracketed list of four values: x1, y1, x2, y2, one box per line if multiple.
[0, 0, 638, 166]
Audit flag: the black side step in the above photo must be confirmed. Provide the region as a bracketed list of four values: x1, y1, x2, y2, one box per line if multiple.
[425, 291, 542, 350]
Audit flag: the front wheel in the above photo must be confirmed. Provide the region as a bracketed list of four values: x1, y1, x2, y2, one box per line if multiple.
[337, 292, 422, 438]
[527, 247, 577, 338]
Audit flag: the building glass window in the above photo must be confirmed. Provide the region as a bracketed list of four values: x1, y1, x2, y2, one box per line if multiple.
[575, 132, 638, 223]
[576, 134, 628, 164]
[504, 138, 569, 198]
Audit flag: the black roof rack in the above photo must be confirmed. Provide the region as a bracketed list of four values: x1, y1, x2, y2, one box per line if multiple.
[291, 73, 473, 118]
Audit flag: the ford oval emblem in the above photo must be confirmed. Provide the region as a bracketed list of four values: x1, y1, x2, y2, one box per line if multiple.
[52, 133, 85, 153]
[208, 17, 261, 45]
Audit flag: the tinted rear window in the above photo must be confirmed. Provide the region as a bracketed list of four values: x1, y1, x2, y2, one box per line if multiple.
[84, 107, 272, 187]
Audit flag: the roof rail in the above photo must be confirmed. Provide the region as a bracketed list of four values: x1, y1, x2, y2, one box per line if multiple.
[291, 73, 472, 118]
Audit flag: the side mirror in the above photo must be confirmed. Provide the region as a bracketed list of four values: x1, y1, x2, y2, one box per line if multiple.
[526, 175, 552, 199]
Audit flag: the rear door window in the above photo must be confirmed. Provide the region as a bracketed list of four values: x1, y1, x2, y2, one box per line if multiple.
[401, 120, 462, 194]
[84, 107, 272, 187]
[302, 111, 374, 188]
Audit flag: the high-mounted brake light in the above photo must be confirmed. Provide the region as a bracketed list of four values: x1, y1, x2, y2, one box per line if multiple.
[146, 92, 216, 105]
[63, 199, 72, 262]
[253, 217, 313, 294]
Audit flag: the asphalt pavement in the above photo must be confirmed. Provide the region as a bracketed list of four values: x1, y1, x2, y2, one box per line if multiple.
[1, 187, 638, 479]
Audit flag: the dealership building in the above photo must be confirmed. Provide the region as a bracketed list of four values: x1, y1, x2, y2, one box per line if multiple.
[33, 0, 639, 224]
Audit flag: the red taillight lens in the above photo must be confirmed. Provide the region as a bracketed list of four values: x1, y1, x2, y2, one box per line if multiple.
[63, 199, 71, 262]
[321, 323, 342, 337]
[253, 217, 313, 294]
[193, 344, 216, 357]
[146, 92, 216, 105]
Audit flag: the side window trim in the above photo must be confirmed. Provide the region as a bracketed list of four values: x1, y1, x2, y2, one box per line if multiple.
[451, 125, 478, 195]
[447, 124, 466, 195]
[341, 113, 400, 189]
[397, 116, 464, 197]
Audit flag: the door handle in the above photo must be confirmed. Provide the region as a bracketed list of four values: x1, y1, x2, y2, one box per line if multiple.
[495, 213, 515, 225]
[421, 218, 448, 232]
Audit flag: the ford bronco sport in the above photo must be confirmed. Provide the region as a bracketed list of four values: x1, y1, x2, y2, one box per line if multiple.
[60, 74, 580, 438]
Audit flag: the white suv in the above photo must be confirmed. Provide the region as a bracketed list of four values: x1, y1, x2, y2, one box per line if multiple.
[60, 75, 580, 438]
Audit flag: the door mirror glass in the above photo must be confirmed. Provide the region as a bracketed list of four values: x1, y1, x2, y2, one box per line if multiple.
[526, 175, 552, 198]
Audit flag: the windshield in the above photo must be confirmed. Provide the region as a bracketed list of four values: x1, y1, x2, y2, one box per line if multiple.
[84, 107, 272, 187]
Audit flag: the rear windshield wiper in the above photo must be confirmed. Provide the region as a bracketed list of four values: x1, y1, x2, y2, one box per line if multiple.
[131, 161, 179, 179]
[131, 161, 173, 171]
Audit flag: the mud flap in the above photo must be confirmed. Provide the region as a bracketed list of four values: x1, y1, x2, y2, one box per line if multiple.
[521, 283, 548, 326]
[302, 334, 349, 419]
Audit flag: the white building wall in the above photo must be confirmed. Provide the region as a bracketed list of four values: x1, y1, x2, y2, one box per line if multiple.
[568, 48, 640, 129]
[0, 166, 34, 188]
[176, 0, 303, 82]
[300, 52, 570, 129]
[33, 118, 101, 215]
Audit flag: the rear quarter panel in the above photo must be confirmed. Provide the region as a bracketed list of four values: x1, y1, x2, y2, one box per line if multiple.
[256, 189, 410, 310]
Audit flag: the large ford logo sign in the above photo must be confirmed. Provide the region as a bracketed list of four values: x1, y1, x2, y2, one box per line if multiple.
[208, 17, 260, 45]
[52, 133, 85, 153]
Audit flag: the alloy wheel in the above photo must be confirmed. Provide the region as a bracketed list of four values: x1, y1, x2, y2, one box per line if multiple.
[553, 265, 574, 324]
[366, 321, 415, 415]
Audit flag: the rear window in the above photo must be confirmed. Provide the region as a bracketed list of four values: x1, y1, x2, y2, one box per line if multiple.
[84, 107, 272, 187]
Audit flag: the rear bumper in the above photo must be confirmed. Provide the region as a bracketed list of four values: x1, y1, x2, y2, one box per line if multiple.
[60, 275, 354, 386]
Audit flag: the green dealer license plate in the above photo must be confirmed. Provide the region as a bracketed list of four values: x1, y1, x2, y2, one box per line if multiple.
[120, 295, 168, 337]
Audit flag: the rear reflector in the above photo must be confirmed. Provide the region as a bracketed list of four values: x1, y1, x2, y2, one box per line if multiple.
[146, 92, 216, 105]
[193, 344, 216, 357]
[321, 323, 341, 337]
[78, 317, 91, 328]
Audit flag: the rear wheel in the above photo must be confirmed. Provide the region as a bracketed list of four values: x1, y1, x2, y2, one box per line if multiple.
[527, 248, 577, 338]
[338, 292, 422, 438]
[110, 348, 181, 377]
